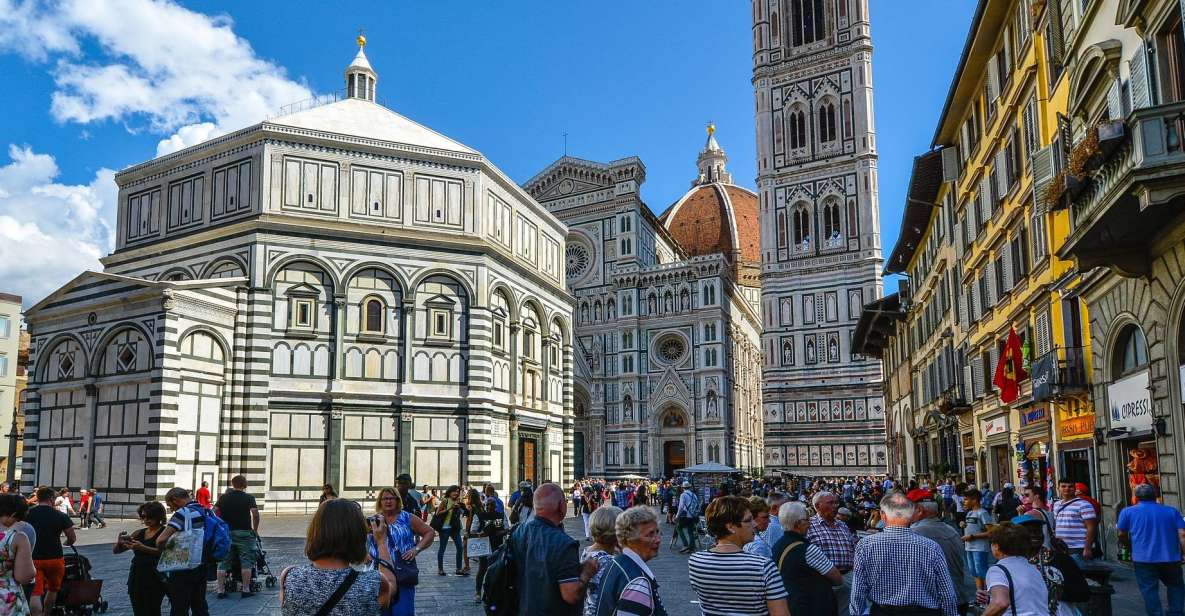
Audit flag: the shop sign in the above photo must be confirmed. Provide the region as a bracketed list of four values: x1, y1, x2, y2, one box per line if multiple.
[1108, 370, 1153, 432]
[1058, 413, 1095, 439]
[1020, 405, 1047, 427]
[983, 416, 1008, 437]
[1031, 353, 1056, 401]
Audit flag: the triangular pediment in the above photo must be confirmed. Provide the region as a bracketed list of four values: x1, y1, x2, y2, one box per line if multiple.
[524, 156, 645, 203]
[651, 367, 691, 410]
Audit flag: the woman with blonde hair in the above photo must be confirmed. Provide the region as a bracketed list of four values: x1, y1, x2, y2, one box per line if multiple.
[369, 487, 436, 616]
[581, 505, 622, 616]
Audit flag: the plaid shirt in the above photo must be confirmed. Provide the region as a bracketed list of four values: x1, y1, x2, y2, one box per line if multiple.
[849, 526, 958, 616]
[806, 515, 855, 570]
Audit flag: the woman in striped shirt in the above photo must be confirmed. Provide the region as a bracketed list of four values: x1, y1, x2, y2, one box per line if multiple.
[688, 496, 789, 616]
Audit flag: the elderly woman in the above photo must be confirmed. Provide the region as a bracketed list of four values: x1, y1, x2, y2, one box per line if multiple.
[594, 506, 665, 616]
[689, 496, 790, 616]
[581, 505, 622, 616]
[772, 501, 843, 616]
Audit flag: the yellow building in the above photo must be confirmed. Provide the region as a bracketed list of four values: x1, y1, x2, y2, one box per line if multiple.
[930, 0, 1097, 491]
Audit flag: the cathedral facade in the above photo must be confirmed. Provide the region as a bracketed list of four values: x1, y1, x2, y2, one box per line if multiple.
[19, 43, 575, 513]
[526, 129, 764, 478]
[752, 0, 887, 474]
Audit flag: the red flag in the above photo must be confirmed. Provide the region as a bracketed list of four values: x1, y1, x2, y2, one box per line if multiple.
[993, 328, 1028, 403]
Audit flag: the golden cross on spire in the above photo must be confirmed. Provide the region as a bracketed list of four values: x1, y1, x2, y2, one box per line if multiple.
[357, 28, 367, 48]
[707, 121, 716, 136]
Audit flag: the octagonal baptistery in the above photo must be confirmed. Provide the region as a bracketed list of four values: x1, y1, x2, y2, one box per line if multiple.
[20, 39, 575, 513]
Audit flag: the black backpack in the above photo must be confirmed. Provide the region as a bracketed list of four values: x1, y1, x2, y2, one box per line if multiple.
[481, 535, 518, 615]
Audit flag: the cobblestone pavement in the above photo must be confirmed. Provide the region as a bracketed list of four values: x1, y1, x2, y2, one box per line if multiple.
[70, 513, 1149, 615]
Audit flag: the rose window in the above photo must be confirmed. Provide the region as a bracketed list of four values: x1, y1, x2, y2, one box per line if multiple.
[566, 244, 591, 279]
[657, 336, 686, 363]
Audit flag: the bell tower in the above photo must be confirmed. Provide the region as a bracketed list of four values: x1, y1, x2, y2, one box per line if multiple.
[752, 0, 886, 475]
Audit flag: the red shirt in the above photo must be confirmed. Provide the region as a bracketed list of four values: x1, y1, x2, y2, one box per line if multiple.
[196, 486, 212, 508]
[79, 494, 91, 510]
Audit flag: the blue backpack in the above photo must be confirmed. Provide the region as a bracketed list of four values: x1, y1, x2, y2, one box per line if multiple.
[200, 508, 231, 562]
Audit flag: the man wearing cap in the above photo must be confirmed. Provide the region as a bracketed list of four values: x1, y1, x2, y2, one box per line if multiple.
[1119, 483, 1185, 616]
[911, 492, 973, 615]
[674, 481, 700, 553]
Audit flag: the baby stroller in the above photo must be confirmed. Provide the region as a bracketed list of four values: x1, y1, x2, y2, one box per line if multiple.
[57, 546, 107, 614]
[222, 533, 278, 593]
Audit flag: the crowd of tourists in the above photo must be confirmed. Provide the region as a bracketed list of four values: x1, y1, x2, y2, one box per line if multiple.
[0, 471, 1179, 616]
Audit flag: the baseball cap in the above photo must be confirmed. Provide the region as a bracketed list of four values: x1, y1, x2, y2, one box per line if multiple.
[838, 507, 852, 516]
[1003, 482, 1014, 489]
[1075, 482, 1090, 494]
[906, 488, 933, 503]
[682, 481, 692, 488]
[396, 473, 413, 483]
[1012, 514, 1045, 526]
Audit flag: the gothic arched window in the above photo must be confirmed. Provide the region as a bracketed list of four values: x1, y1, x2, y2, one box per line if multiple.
[819, 102, 837, 143]
[790, 0, 828, 46]
[771, 12, 780, 40]
[823, 200, 842, 243]
[793, 207, 812, 246]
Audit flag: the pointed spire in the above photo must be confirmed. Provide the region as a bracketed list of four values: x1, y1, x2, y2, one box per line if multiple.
[345, 32, 377, 102]
[695, 122, 731, 186]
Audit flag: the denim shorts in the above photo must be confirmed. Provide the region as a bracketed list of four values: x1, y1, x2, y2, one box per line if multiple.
[965, 549, 992, 578]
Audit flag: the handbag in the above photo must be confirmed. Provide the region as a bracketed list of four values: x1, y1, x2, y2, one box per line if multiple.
[314, 568, 358, 616]
[387, 555, 419, 587]
[429, 511, 446, 533]
[468, 536, 492, 558]
[157, 510, 204, 572]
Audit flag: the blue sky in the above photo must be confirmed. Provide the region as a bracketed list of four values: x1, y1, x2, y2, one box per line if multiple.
[0, 0, 975, 307]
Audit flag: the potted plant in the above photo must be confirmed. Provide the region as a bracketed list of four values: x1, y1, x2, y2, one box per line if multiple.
[1043, 168, 1068, 207]
[1068, 127, 1102, 177]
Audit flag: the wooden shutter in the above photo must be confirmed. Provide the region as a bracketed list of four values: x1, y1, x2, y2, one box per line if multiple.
[1036, 310, 1052, 357]
[1033, 145, 1053, 189]
[987, 266, 998, 307]
[963, 364, 974, 400]
[942, 146, 960, 182]
[959, 284, 969, 328]
[1106, 77, 1124, 120]
[1002, 241, 1014, 290]
[980, 176, 993, 221]
[995, 150, 1009, 198]
[1048, 0, 1066, 66]
[989, 345, 1001, 391]
[1129, 43, 1151, 110]
[987, 56, 1000, 103]
[955, 214, 965, 260]
[1022, 101, 1036, 157]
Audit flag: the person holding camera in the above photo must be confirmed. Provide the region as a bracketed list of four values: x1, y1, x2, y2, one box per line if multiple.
[369, 487, 435, 616]
[114, 501, 167, 616]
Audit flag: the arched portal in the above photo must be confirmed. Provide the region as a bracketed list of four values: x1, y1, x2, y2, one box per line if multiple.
[655, 406, 693, 478]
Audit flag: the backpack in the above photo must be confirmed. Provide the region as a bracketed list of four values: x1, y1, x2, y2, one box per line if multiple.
[200, 508, 231, 562]
[480, 535, 519, 615]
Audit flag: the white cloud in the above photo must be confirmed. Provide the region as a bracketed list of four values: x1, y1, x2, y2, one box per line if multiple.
[0, 1, 320, 306]
[2, 0, 315, 155]
[0, 145, 115, 307]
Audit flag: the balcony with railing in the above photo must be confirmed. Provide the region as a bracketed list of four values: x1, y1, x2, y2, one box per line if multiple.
[937, 383, 971, 416]
[1030, 347, 1089, 402]
[1058, 101, 1185, 275]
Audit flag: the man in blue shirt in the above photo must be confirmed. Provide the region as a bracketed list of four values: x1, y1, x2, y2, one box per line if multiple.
[510, 483, 598, 615]
[1118, 483, 1185, 616]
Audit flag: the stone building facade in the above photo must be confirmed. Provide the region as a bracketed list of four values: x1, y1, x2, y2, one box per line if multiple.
[525, 128, 764, 478]
[752, 0, 887, 474]
[20, 42, 575, 513]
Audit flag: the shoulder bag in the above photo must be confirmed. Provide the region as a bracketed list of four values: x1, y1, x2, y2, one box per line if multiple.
[989, 564, 1019, 616]
[313, 568, 358, 616]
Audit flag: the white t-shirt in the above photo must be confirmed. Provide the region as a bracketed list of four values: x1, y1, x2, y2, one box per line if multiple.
[986, 556, 1075, 616]
[54, 497, 70, 514]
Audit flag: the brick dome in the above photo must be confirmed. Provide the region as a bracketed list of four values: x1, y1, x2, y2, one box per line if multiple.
[660, 125, 760, 264]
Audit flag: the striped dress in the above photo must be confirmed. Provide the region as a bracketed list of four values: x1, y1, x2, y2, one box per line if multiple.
[688, 550, 787, 615]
